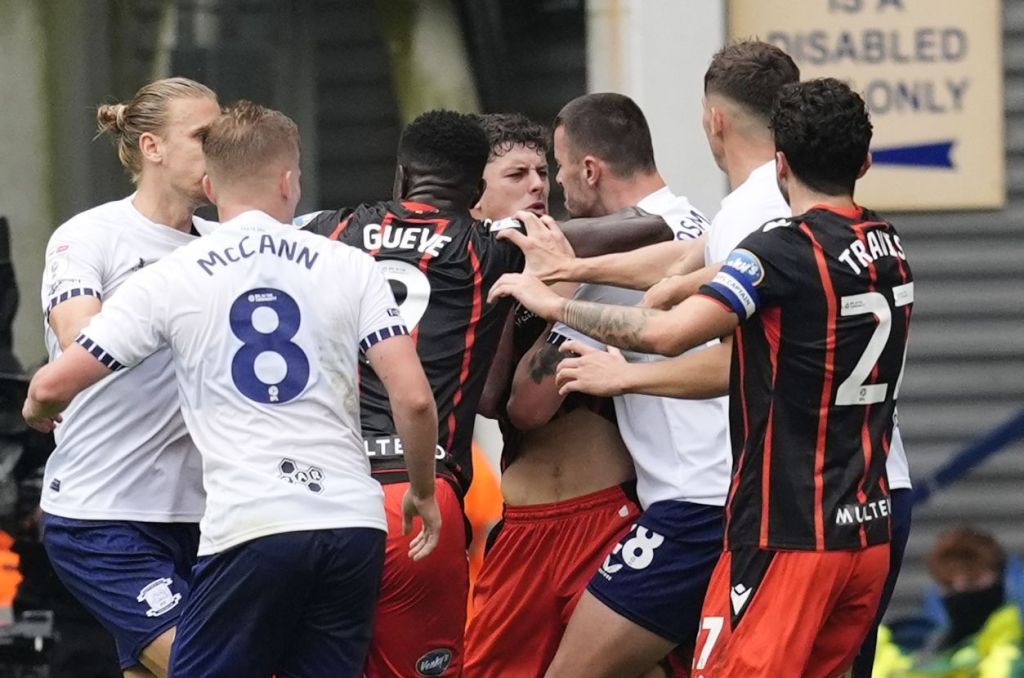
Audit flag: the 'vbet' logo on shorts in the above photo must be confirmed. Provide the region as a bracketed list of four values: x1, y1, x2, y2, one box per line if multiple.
[416, 648, 453, 676]
[138, 578, 181, 618]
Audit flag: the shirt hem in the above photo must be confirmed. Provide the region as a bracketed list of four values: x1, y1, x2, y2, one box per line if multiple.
[197, 517, 388, 557]
[40, 500, 204, 523]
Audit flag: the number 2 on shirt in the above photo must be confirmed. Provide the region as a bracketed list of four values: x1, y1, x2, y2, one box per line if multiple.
[835, 282, 913, 406]
[229, 288, 310, 404]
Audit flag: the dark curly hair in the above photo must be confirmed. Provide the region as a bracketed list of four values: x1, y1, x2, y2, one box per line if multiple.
[704, 40, 800, 121]
[398, 109, 489, 186]
[473, 113, 548, 160]
[770, 78, 873, 196]
[554, 93, 656, 178]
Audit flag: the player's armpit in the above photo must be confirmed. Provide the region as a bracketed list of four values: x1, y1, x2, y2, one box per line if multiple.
[23, 342, 113, 431]
[364, 335, 438, 495]
[48, 295, 102, 351]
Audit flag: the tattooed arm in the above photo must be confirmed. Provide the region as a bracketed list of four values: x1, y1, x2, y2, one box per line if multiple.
[505, 327, 574, 431]
[488, 273, 739, 357]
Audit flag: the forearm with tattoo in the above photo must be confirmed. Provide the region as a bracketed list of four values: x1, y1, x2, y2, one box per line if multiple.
[562, 301, 660, 354]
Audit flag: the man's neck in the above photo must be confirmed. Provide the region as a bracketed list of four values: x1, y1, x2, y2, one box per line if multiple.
[785, 180, 857, 216]
[722, 135, 776, 191]
[217, 200, 292, 225]
[402, 178, 473, 215]
[601, 171, 666, 213]
[132, 181, 198, 233]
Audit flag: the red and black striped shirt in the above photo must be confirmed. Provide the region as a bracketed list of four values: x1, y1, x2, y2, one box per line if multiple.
[305, 200, 523, 494]
[700, 205, 913, 552]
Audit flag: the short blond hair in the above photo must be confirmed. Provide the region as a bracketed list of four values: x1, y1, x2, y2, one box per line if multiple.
[96, 77, 217, 183]
[200, 100, 300, 185]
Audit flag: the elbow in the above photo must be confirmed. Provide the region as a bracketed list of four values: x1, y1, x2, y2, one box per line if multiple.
[476, 395, 501, 420]
[29, 371, 68, 411]
[647, 325, 687, 358]
[394, 385, 437, 422]
[506, 394, 550, 431]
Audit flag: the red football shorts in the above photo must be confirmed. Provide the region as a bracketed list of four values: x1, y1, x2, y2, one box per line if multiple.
[692, 544, 889, 678]
[365, 478, 468, 678]
[464, 484, 641, 677]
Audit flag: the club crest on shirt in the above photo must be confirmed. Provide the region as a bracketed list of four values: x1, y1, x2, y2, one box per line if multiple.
[138, 578, 181, 617]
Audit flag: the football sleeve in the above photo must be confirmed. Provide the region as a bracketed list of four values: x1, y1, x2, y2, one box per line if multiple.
[478, 222, 525, 277]
[354, 251, 409, 352]
[698, 223, 802, 321]
[301, 207, 356, 240]
[41, 222, 107, 317]
[76, 265, 169, 371]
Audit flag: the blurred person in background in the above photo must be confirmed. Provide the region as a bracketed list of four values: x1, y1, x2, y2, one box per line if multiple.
[874, 527, 1023, 677]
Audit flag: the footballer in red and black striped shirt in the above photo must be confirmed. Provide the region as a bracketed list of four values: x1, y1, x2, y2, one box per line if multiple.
[702, 203, 912, 553]
[304, 197, 522, 495]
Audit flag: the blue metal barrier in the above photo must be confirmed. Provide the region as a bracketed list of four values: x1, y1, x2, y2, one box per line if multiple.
[911, 408, 1024, 506]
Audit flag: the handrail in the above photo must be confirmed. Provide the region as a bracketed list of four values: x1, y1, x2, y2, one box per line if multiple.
[911, 408, 1024, 505]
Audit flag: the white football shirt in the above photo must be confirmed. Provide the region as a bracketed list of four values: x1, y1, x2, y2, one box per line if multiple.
[704, 160, 911, 489]
[552, 188, 732, 509]
[79, 211, 401, 555]
[40, 196, 206, 521]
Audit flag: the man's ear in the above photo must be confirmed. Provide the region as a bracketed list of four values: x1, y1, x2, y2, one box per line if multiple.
[583, 156, 601, 187]
[775, 151, 789, 182]
[710, 106, 726, 138]
[139, 131, 162, 164]
[281, 169, 295, 201]
[202, 174, 215, 204]
[857, 152, 872, 179]
[472, 178, 486, 208]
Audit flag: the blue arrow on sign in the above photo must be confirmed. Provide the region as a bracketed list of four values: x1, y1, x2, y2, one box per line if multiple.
[872, 141, 955, 169]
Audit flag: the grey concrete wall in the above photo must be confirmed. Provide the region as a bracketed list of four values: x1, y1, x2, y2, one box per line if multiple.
[0, 1, 52, 369]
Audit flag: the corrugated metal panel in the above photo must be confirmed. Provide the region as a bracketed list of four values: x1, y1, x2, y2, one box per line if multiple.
[312, 0, 403, 208]
[886, 0, 1024, 620]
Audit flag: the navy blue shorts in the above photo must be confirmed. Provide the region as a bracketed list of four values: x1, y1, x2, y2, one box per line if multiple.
[169, 527, 386, 678]
[41, 513, 199, 669]
[587, 500, 724, 646]
[852, 487, 914, 678]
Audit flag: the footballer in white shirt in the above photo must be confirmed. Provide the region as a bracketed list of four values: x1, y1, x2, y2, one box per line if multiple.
[26, 101, 442, 677]
[38, 77, 219, 677]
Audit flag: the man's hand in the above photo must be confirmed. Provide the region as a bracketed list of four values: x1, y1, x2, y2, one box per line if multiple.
[642, 275, 687, 310]
[555, 340, 629, 397]
[402, 488, 442, 561]
[496, 211, 576, 282]
[488, 273, 565, 321]
[22, 397, 62, 433]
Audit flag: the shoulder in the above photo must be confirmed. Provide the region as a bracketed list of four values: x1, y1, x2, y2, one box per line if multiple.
[51, 199, 129, 243]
